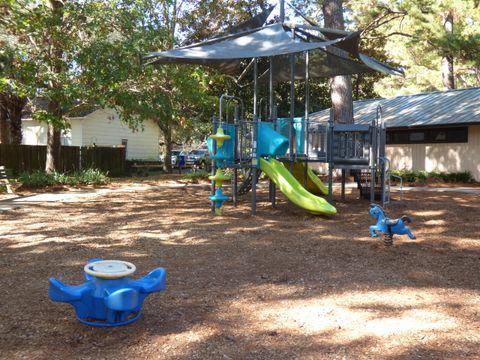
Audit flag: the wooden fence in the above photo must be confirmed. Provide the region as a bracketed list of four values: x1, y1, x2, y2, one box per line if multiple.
[0, 144, 126, 176]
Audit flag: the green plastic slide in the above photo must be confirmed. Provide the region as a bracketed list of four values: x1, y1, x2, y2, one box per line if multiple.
[287, 162, 329, 196]
[306, 165, 329, 196]
[259, 158, 337, 216]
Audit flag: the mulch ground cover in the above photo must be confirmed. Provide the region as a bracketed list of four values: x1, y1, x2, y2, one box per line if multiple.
[0, 182, 479, 359]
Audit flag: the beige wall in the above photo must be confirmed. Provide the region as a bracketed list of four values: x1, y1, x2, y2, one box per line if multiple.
[81, 109, 160, 160]
[21, 119, 73, 146]
[387, 125, 480, 181]
[22, 109, 160, 161]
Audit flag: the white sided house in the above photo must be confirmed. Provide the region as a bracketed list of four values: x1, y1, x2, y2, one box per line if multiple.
[22, 108, 160, 161]
[310, 87, 480, 181]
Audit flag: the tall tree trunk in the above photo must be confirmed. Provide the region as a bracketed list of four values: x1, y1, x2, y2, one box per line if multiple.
[45, 100, 62, 173]
[0, 94, 9, 144]
[442, 10, 455, 89]
[0, 92, 26, 144]
[9, 94, 26, 145]
[45, 0, 64, 173]
[158, 120, 173, 173]
[322, 0, 354, 124]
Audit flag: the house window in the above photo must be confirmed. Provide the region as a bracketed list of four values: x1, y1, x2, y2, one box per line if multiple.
[409, 132, 424, 142]
[386, 127, 468, 144]
[434, 131, 446, 141]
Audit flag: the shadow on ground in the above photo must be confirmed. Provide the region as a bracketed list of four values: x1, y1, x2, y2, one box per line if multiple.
[0, 185, 479, 359]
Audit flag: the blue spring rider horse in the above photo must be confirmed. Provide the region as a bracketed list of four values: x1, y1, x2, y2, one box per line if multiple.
[369, 204, 416, 246]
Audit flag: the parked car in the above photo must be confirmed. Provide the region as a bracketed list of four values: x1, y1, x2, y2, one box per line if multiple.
[186, 149, 210, 169]
[160, 150, 185, 167]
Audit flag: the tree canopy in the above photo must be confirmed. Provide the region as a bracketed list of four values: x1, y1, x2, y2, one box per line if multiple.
[2, 0, 480, 172]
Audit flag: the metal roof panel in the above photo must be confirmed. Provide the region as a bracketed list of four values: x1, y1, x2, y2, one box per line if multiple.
[310, 87, 480, 128]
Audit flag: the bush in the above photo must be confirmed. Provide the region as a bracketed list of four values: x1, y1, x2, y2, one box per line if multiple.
[18, 171, 56, 188]
[391, 169, 417, 183]
[17, 169, 110, 188]
[73, 168, 110, 185]
[183, 169, 210, 182]
[428, 171, 442, 180]
[449, 171, 472, 183]
[390, 169, 473, 184]
[416, 171, 428, 181]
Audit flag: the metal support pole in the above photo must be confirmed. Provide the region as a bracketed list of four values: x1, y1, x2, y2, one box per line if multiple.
[341, 169, 346, 201]
[303, 51, 310, 188]
[289, 51, 295, 173]
[377, 106, 386, 206]
[370, 167, 376, 203]
[269, 57, 274, 119]
[327, 109, 334, 203]
[370, 119, 376, 203]
[269, 57, 276, 208]
[280, 0, 285, 23]
[233, 106, 239, 207]
[251, 58, 258, 216]
[211, 116, 218, 212]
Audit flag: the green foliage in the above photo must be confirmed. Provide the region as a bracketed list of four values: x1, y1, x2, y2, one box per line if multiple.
[182, 169, 210, 182]
[2, 1, 101, 119]
[73, 168, 110, 185]
[390, 169, 473, 183]
[18, 170, 56, 188]
[346, 0, 480, 95]
[17, 169, 110, 188]
[32, 110, 70, 130]
[453, 171, 473, 183]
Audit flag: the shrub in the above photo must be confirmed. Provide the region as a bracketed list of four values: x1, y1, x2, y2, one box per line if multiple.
[399, 170, 417, 183]
[450, 171, 473, 183]
[16, 169, 110, 188]
[428, 171, 442, 180]
[74, 168, 110, 185]
[53, 172, 70, 185]
[390, 169, 474, 184]
[18, 171, 56, 188]
[183, 169, 210, 182]
[389, 169, 402, 178]
[416, 171, 428, 181]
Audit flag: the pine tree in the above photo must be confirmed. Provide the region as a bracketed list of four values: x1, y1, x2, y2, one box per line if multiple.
[323, 0, 354, 124]
[348, 0, 480, 96]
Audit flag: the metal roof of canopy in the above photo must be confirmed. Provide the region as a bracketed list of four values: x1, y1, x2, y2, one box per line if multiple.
[144, 15, 403, 81]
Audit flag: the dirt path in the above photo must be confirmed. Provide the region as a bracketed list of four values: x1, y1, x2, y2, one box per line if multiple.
[0, 185, 479, 359]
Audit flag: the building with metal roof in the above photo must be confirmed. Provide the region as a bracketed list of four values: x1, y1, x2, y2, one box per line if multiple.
[311, 87, 480, 181]
[310, 87, 480, 128]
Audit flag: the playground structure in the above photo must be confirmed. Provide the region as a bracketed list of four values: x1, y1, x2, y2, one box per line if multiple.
[207, 95, 389, 216]
[369, 204, 416, 246]
[146, 3, 403, 216]
[49, 259, 167, 327]
[208, 168, 231, 215]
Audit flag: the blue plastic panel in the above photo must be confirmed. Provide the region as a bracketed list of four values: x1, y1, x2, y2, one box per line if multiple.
[208, 123, 235, 164]
[257, 122, 289, 157]
[276, 117, 305, 154]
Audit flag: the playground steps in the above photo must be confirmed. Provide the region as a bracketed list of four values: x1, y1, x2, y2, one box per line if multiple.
[353, 170, 384, 201]
[236, 168, 262, 196]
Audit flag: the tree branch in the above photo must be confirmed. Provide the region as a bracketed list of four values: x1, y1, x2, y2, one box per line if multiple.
[362, 10, 407, 34]
[364, 31, 414, 40]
